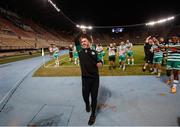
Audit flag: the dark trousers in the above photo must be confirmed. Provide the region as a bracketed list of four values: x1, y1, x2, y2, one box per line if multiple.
[82, 76, 99, 114]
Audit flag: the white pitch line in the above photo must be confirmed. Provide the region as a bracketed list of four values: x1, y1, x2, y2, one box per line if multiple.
[46, 56, 69, 67]
[44, 64, 143, 68]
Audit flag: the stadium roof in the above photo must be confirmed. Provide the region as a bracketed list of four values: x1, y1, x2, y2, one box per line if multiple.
[0, 0, 180, 29]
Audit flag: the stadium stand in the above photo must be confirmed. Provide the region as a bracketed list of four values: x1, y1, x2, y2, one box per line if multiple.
[0, 7, 73, 56]
[0, 7, 179, 57]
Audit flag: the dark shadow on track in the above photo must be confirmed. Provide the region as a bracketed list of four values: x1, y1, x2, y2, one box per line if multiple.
[97, 86, 112, 115]
[177, 117, 180, 126]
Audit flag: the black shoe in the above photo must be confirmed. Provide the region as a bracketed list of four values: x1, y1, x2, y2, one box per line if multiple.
[88, 115, 96, 125]
[86, 105, 90, 112]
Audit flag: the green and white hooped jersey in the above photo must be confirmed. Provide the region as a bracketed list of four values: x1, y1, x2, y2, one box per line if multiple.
[118, 45, 126, 56]
[53, 52, 59, 58]
[167, 42, 180, 62]
[53, 47, 59, 58]
[73, 46, 79, 58]
[108, 47, 116, 56]
[151, 44, 163, 58]
[126, 43, 133, 50]
[96, 46, 104, 53]
[73, 51, 78, 58]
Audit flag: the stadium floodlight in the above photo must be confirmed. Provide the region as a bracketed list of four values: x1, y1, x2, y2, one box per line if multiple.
[48, 0, 60, 12]
[146, 16, 175, 26]
[80, 25, 86, 29]
[76, 24, 93, 30]
[146, 21, 156, 26]
[88, 26, 92, 30]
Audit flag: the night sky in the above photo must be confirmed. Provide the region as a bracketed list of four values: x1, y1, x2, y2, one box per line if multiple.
[0, 0, 180, 28]
[59, 0, 180, 26]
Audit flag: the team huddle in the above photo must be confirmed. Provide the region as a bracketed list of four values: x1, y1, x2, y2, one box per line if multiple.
[47, 33, 180, 125]
[49, 35, 180, 94]
[68, 39, 134, 71]
[143, 36, 180, 93]
[107, 40, 134, 71]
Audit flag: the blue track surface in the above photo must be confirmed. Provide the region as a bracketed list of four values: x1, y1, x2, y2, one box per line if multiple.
[0, 50, 180, 126]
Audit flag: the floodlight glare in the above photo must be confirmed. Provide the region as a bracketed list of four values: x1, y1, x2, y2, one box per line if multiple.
[167, 16, 175, 20]
[146, 21, 155, 26]
[80, 25, 86, 29]
[88, 26, 92, 29]
[146, 16, 175, 26]
[76, 25, 93, 30]
[158, 19, 166, 23]
[48, 0, 60, 12]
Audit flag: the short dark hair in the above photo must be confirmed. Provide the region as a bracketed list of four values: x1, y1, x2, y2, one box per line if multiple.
[80, 34, 92, 43]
